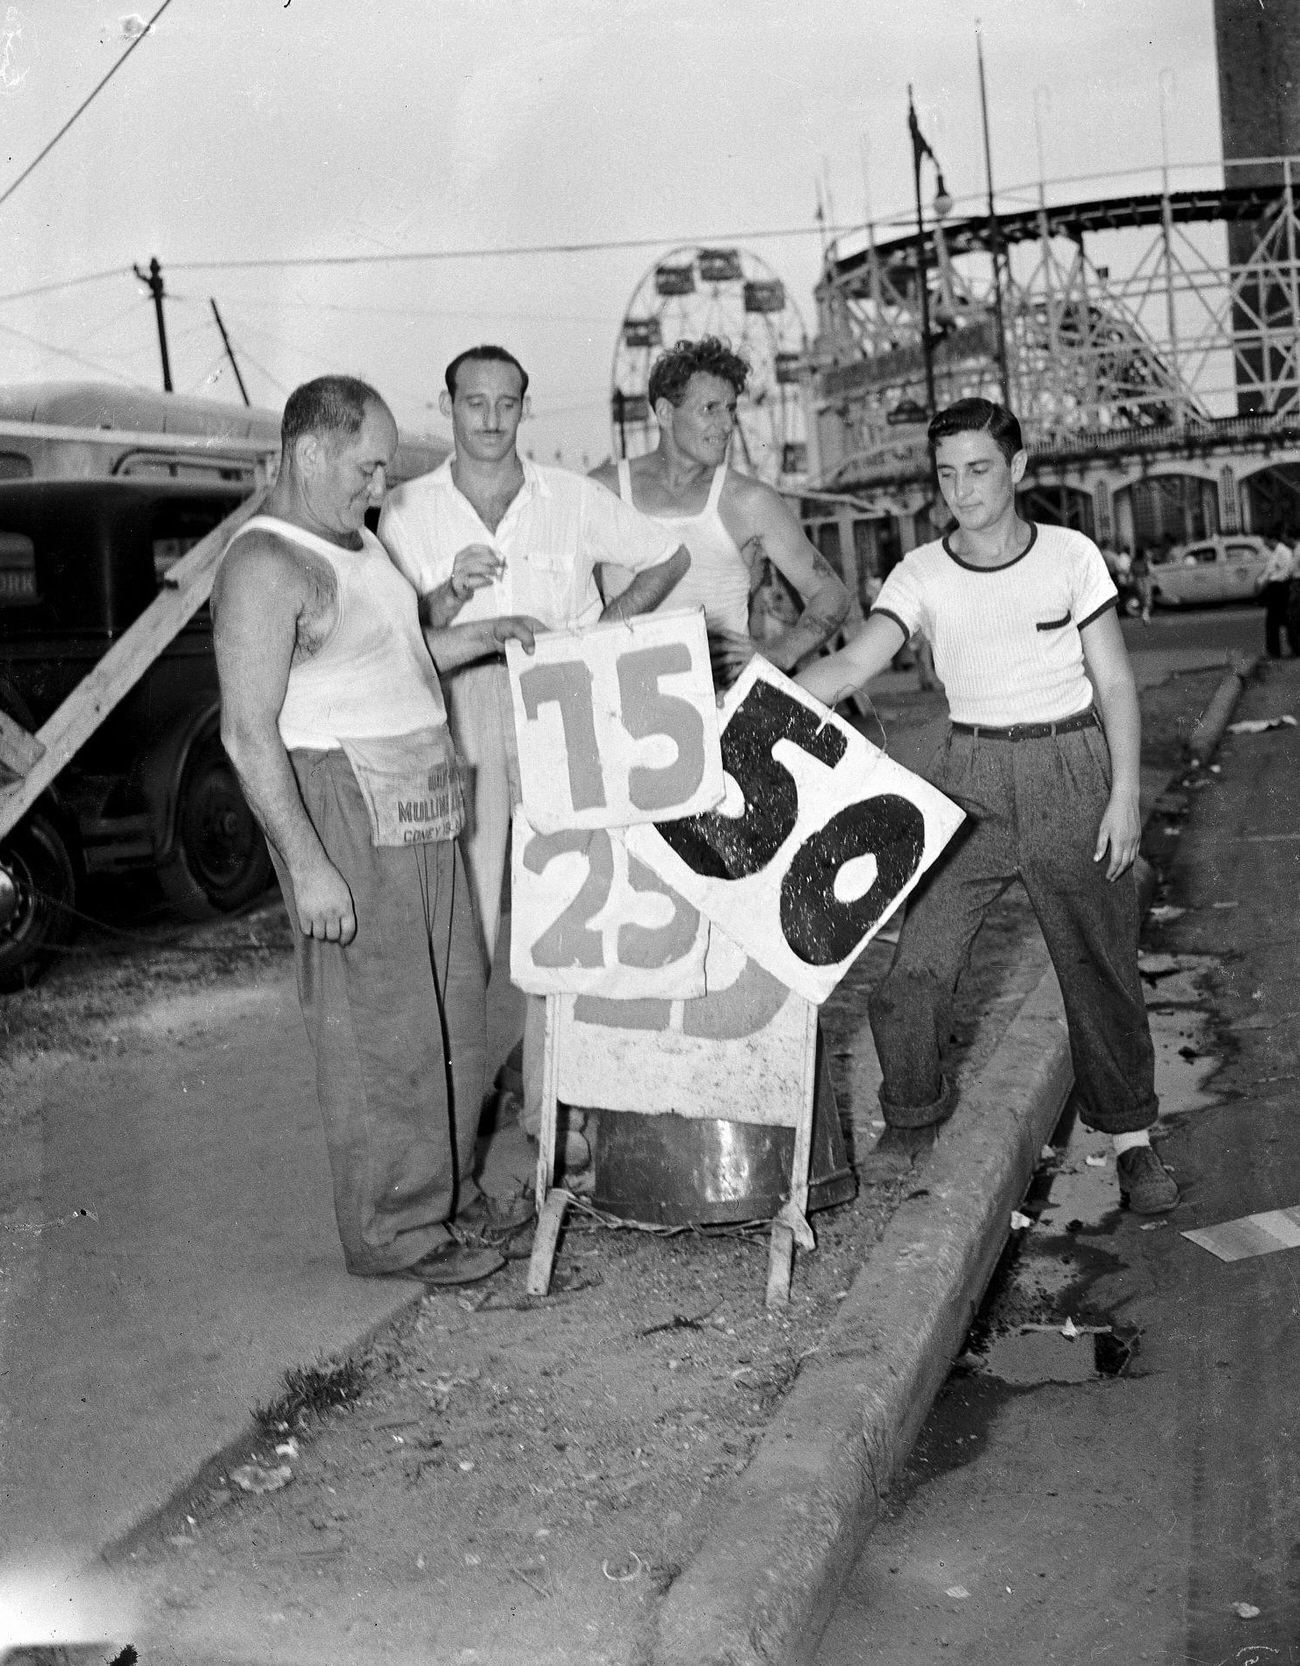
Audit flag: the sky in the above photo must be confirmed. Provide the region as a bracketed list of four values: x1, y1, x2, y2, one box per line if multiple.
[0, 0, 1220, 467]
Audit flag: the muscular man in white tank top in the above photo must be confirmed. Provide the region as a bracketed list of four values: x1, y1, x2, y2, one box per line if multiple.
[590, 336, 849, 685]
[214, 376, 543, 1287]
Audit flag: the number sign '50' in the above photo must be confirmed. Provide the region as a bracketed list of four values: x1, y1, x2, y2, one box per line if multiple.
[505, 610, 724, 834]
[625, 659, 965, 1006]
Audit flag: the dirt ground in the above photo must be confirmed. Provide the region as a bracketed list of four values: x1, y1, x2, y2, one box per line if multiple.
[0, 667, 1227, 1666]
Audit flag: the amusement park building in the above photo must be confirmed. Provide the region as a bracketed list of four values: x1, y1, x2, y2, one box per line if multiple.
[798, 0, 1300, 620]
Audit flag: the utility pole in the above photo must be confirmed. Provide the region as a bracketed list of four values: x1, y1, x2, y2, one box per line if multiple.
[208, 298, 250, 406]
[133, 255, 173, 393]
[976, 25, 1011, 409]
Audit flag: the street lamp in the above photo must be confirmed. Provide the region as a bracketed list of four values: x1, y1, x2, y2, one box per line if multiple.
[908, 85, 951, 417]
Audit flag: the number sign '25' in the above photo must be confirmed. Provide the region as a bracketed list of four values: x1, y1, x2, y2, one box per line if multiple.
[510, 811, 709, 999]
[625, 659, 965, 1006]
[505, 609, 724, 834]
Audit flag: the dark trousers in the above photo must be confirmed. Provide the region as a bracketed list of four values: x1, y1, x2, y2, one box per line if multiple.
[869, 722, 1157, 1136]
[1263, 580, 1293, 658]
[272, 749, 487, 1275]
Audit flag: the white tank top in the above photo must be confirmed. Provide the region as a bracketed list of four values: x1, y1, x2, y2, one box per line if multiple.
[617, 461, 751, 635]
[224, 515, 448, 751]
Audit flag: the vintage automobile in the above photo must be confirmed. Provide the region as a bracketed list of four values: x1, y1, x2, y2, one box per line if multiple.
[1147, 533, 1271, 608]
[0, 477, 265, 988]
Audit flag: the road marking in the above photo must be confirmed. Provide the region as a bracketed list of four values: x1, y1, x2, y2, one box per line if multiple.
[1183, 1204, 1300, 1261]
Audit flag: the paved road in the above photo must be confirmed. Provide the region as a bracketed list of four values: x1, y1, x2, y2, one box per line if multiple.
[1120, 599, 1263, 662]
[815, 622, 1300, 1664]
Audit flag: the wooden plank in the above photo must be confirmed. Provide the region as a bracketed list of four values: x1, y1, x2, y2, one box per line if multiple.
[0, 491, 264, 842]
[0, 708, 44, 779]
[525, 1189, 571, 1298]
[764, 1226, 794, 1308]
[534, 995, 561, 1208]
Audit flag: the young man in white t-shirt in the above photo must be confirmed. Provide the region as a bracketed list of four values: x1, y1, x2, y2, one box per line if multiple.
[798, 397, 1178, 1214]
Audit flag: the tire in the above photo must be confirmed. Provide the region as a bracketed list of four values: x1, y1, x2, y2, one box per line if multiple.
[157, 730, 272, 919]
[0, 809, 78, 992]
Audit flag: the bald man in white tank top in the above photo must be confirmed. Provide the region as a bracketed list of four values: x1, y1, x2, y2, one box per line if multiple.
[214, 376, 543, 1287]
[590, 336, 848, 685]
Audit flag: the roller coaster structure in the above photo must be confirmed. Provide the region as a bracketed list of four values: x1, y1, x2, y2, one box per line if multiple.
[804, 158, 1300, 577]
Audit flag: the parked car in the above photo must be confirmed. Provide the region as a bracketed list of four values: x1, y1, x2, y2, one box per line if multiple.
[0, 478, 267, 988]
[1147, 534, 1271, 608]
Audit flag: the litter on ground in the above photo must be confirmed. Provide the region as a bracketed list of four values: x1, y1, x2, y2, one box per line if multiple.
[1226, 715, 1297, 734]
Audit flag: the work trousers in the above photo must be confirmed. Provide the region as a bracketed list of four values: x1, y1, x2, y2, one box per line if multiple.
[869, 721, 1157, 1136]
[1262, 579, 1293, 658]
[273, 749, 487, 1275]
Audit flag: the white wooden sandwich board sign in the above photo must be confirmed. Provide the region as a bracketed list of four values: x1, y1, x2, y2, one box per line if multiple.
[503, 622, 964, 1304]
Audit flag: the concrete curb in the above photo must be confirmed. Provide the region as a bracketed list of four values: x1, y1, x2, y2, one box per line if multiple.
[645, 670, 1254, 1666]
[646, 955, 1071, 1666]
[1186, 652, 1259, 764]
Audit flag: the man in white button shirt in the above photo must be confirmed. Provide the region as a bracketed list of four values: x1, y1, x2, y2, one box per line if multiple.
[1258, 529, 1296, 658]
[379, 344, 690, 970]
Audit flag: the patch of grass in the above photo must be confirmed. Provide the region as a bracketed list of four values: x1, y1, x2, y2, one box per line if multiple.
[252, 1354, 367, 1435]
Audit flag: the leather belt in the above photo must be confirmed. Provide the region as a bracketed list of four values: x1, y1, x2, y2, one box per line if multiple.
[950, 707, 1099, 742]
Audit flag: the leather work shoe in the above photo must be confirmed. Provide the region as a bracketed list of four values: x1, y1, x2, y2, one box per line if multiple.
[454, 1191, 533, 1242]
[1117, 1146, 1180, 1214]
[387, 1241, 505, 1286]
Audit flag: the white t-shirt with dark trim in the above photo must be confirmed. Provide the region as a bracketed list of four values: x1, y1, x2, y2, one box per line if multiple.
[872, 522, 1117, 727]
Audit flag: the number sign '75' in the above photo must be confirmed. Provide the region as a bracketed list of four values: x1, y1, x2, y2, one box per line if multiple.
[625, 658, 965, 1006]
[505, 609, 724, 834]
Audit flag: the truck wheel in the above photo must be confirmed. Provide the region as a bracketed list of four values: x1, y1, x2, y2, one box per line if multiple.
[0, 810, 78, 992]
[158, 731, 272, 918]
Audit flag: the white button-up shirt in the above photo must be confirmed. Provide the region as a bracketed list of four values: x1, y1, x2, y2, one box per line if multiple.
[1262, 540, 1296, 585]
[378, 457, 679, 631]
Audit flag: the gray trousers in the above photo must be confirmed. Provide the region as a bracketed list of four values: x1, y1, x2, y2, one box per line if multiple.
[870, 720, 1157, 1136]
[273, 749, 486, 1275]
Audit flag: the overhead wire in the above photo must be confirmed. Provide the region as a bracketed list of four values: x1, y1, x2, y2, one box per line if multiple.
[226, 345, 290, 400]
[173, 292, 616, 327]
[71, 295, 152, 349]
[0, 267, 133, 307]
[168, 223, 848, 273]
[0, 0, 177, 215]
[0, 316, 148, 386]
[212, 305, 443, 416]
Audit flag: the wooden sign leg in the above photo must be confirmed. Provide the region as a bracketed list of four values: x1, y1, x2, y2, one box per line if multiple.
[765, 1000, 821, 1309]
[526, 994, 570, 1296]
[765, 1225, 795, 1307]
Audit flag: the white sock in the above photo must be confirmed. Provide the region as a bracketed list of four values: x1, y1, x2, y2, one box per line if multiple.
[1113, 1130, 1152, 1156]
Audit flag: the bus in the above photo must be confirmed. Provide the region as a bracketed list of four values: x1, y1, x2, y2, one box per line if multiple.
[0, 381, 448, 485]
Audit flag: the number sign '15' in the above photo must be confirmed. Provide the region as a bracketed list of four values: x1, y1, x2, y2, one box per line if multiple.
[625, 658, 965, 1006]
[505, 609, 724, 834]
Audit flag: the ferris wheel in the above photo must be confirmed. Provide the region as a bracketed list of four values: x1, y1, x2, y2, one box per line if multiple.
[610, 246, 808, 488]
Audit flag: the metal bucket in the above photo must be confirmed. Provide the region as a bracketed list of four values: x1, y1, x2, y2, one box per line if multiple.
[590, 1041, 856, 1227]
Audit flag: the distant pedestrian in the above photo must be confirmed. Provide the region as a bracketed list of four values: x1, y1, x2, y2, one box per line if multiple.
[1130, 547, 1154, 624]
[1259, 530, 1297, 657]
[797, 396, 1178, 1215]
